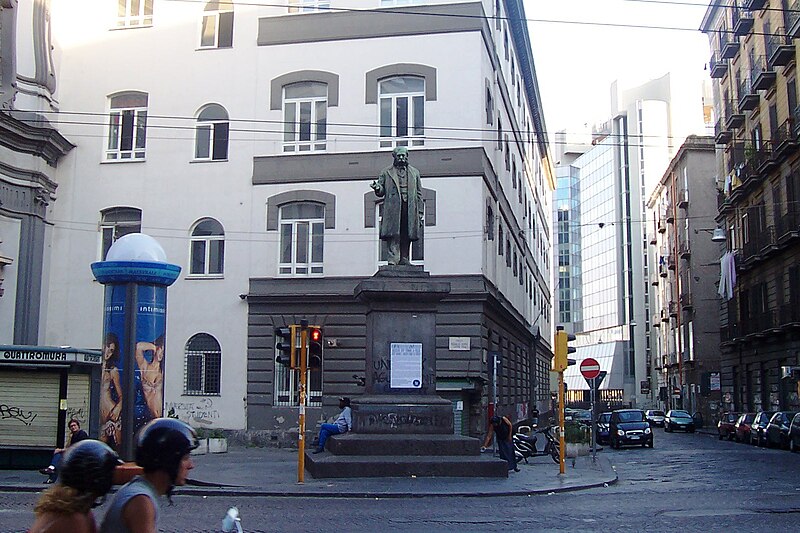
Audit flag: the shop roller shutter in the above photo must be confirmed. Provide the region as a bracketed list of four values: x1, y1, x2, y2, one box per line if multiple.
[65, 373, 91, 436]
[0, 371, 59, 448]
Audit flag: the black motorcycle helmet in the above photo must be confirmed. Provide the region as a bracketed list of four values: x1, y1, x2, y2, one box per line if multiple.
[60, 439, 121, 503]
[491, 415, 502, 425]
[135, 418, 199, 485]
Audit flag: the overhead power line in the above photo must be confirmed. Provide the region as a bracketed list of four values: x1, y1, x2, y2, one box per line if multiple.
[11, 108, 719, 151]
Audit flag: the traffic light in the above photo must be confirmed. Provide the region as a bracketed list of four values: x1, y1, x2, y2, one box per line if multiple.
[552, 325, 576, 372]
[307, 326, 323, 369]
[275, 325, 297, 368]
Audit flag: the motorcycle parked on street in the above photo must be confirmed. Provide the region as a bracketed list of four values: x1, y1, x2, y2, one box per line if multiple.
[513, 425, 560, 464]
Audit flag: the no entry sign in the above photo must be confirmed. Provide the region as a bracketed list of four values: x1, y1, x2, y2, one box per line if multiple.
[580, 358, 601, 380]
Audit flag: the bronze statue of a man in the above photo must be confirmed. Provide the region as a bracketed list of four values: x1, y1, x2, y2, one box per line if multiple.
[371, 147, 424, 266]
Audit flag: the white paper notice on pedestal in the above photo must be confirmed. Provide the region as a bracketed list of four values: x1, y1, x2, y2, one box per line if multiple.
[390, 342, 423, 388]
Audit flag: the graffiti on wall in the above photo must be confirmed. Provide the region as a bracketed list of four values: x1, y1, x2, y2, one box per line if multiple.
[165, 397, 220, 424]
[0, 403, 38, 426]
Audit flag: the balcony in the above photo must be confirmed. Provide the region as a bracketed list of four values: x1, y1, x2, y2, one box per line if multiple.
[733, 6, 754, 36]
[738, 77, 759, 110]
[720, 31, 740, 60]
[714, 117, 732, 145]
[753, 141, 777, 175]
[767, 29, 795, 67]
[659, 265, 668, 278]
[789, 0, 800, 39]
[779, 301, 800, 328]
[724, 98, 745, 130]
[667, 256, 676, 271]
[772, 118, 799, 160]
[679, 241, 691, 259]
[661, 309, 670, 322]
[666, 208, 675, 223]
[677, 187, 689, 208]
[669, 301, 678, 317]
[651, 275, 659, 286]
[744, 0, 766, 9]
[758, 225, 777, 254]
[752, 56, 776, 91]
[777, 211, 800, 242]
[680, 293, 693, 310]
[657, 220, 666, 234]
[709, 52, 728, 79]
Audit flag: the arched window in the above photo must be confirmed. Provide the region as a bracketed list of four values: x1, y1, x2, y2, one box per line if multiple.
[379, 76, 425, 148]
[283, 82, 327, 152]
[184, 333, 221, 395]
[190, 218, 225, 275]
[195, 104, 229, 161]
[279, 202, 324, 276]
[106, 92, 148, 161]
[100, 207, 142, 259]
[201, 1, 234, 49]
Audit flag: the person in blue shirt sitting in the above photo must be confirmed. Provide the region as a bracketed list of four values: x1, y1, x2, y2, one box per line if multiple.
[312, 397, 352, 454]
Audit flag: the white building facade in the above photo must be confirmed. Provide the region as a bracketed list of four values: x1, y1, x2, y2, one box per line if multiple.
[44, 0, 554, 441]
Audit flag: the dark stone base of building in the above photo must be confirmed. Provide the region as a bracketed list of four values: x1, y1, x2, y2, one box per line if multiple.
[304, 433, 507, 478]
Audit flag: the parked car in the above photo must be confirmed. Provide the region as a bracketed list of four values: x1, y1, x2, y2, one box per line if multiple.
[565, 408, 592, 426]
[749, 411, 776, 447]
[664, 410, 695, 433]
[765, 411, 798, 449]
[734, 413, 756, 443]
[609, 409, 653, 449]
[717, 412, 740, 441]
[596, 412, 612, 445]
[644, 409, 666, 427]
[789, 413, 800, 453]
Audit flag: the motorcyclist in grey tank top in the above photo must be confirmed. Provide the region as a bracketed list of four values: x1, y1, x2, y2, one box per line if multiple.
[100, 418, 198, 533]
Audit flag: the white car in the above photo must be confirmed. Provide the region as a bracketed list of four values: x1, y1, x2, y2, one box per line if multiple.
[645, 409, 666, 427]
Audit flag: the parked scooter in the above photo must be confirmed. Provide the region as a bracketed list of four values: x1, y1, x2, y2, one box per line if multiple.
[513, 425, 560, 464]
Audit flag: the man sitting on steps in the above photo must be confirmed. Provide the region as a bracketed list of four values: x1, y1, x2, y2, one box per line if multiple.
[312, 397, 351, 454]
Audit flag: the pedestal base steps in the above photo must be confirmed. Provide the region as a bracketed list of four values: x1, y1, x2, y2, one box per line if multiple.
[304, 433, 508, 478]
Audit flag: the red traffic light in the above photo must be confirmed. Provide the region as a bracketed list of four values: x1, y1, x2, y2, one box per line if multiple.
[310, 328, 322, 343]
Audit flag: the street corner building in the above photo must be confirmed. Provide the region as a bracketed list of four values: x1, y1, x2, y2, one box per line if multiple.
[1, 0, 556, 448]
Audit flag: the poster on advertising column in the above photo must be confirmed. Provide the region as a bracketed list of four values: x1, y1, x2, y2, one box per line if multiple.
[100, 285, 126, 450]
[134, 285, 167, 436]
[390, 342, 422, 389]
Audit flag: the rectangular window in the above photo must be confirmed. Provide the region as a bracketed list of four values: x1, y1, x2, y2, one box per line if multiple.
[117, 0, 153, 28]
[201, 10, 234, 48]
[107, 93, 148, 160]
[278, 203, 325, 276]
[288, 0, 330, 13]
[284, 83, 327, 152]
[379, 76, 425, 147]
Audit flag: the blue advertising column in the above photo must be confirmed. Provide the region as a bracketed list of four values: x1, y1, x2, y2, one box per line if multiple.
[91, 234, 180, 461]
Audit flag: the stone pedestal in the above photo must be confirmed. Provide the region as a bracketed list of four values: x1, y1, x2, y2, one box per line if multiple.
[305, 266, 507, 478]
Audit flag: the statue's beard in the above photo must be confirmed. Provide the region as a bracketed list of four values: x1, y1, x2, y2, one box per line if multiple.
[395, 160, 408, 168]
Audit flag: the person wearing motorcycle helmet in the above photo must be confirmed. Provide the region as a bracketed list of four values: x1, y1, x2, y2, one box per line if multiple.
[100, 418, 198, 533]
[29, 439, 121, 533]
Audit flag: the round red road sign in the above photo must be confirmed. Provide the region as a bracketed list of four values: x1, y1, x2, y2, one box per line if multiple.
[580, 358, 601, 380]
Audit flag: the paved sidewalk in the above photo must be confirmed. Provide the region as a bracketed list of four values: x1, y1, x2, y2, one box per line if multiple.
[0, 446, 617, 498]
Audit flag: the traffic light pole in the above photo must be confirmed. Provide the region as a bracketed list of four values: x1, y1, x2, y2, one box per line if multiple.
[558, 371, 565, 475]
[298, 325, 308, 484]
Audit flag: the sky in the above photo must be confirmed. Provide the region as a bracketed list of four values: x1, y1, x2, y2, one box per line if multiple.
[525, 0, 712, 136]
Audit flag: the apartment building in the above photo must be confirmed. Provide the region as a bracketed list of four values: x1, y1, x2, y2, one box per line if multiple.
[43, 0, 555, 443]
[646, 135, 720, 422]
[702, 0, 800, 413]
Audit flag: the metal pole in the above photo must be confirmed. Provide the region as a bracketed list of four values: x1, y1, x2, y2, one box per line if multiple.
[558, 371, 565, 475]
[298, 325, 307, 484]
[492, 353, 498, 454]
[591, 377, 597, 463]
